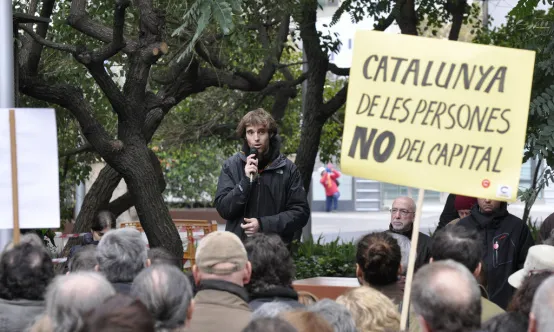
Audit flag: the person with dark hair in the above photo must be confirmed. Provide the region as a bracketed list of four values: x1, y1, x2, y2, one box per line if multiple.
[507, 271, 554, 316]
[388, 196, 430, 270]
[430, 225, 504, 323]
[215, 108, 310, 246]
[79, 294, 155, 332]
[480, 312, 528, 332]
[0, 243, 55, 332]
[538, 212, 554, 244]
[356, 232, 403, 303]
[242, 317, 298, 332]
[67, 210, 116, 265]
[148, 247, 182, 269]
[458, 198, 535, 308]
[67, 245, 98, 273]
[244, 233, 303, 309]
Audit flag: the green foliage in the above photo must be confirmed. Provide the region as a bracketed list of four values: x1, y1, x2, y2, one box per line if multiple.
[526, 217, 542, 242]
[510, 0, 553, 19]
[156, 139, 236, 207]
[292, 235, 356, 279]
[172, 0, 243, 58]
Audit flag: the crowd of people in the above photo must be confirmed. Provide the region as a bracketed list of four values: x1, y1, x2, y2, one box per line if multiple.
[1, 109, 552, 332]
[0, 195, 552, 332]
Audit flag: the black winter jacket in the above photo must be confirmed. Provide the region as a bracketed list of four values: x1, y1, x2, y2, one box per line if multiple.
[215, 148, 310, 245]
[248, 286, 304, 310]
[457, 204, 534, 309]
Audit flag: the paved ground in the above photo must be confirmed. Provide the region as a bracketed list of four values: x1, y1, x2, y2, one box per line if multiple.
[308, 202, 553, 243]
[216, 202, 552, 243]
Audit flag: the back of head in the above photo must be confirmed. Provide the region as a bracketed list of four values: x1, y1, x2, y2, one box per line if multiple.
[244, 233, 294, 294]
[92, 211, 116, 231]
[430, 225, 482, 273]
[46, 272, 116, 332]
[282, 311, 333, 332]
[243, 317, 298, 332]
[148, 247, 182, 269]
[0, 242, 54, 300]
[412, 260, 482, 332]
[252, 302, 293, 319]
[481, 312, 528, 332]
[356, 232, 401, 285]
[336, 286, 400, 332]
[194, 231, 249, 284]
[96, 228, 147, 283]
[131, 264, 193, 330]
[2, 232, 46, 253]
[531, 275, 554, 332]
[307, 299, 357, 332]
[386, 232, 411, 275]
[508, 271, 554, 316]
[539, 213, 554, 244]
[80, 294, 155, 332]
[68, 246, 98, 273]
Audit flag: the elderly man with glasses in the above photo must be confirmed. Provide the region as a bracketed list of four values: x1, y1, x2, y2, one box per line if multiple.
[387, 196, 431, 271]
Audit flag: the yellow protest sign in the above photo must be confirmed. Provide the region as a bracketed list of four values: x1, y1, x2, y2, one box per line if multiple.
[340, 31, 535, 201]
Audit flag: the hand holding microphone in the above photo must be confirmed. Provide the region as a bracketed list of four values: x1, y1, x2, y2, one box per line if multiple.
[245, 147, 258, 183]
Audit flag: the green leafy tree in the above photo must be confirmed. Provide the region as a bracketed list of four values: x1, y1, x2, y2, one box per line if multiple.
[474, 3, 554, 222]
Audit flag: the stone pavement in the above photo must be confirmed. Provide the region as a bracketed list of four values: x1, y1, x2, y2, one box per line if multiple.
[308, 202, 553, 243]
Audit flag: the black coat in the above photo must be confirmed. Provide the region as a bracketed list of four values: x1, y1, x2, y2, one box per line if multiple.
[215, 148, 310, 245]
[438, 194, 458, 230]
[457, 204, 534, 309]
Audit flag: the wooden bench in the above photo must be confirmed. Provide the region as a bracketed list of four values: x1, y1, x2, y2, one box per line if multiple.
[293, 277, 360, 300]
[120, 219, 218, 268]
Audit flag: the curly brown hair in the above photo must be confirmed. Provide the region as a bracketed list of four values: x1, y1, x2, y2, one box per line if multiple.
[235, 108, 278, 139]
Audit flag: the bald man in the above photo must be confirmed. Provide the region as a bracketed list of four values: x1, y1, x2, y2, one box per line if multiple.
[388, 196, 430, 270]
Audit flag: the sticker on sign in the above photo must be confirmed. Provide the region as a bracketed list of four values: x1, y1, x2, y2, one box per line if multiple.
[340, 31, 535, 202]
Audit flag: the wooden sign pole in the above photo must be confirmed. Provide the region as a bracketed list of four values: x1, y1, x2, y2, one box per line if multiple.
[9, 110, 20, 245]
[400, 188, 426, 330]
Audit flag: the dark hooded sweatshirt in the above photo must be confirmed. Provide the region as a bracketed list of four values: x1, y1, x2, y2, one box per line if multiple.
[457, 203, 534, 309]
[214, 137, 310, 245]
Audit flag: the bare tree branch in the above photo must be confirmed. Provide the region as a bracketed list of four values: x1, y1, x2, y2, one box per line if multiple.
[24, 0, 56, 75]
[20, 25, 78, 54]
[68, 0, 138, 53]
[328, 63, 350, 76]
[59, 143, 95, 157]
[323, 83, 348, 117]
[91, 0, 130, 61]
[375, 0, 405, 31]
[446, 0, 467, 41]
[82, 62, 127, 114]
[19, 75, 121, 159]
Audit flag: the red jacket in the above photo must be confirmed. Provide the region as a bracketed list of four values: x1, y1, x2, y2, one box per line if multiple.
[320, 170, 340, 197]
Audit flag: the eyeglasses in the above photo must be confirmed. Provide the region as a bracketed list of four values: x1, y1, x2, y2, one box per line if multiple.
[390, 208, 414, 216]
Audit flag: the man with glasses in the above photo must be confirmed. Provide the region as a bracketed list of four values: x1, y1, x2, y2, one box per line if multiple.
[387, 196, 431, 270]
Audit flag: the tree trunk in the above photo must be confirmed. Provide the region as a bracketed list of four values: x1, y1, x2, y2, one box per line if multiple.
[447, 0, 467, 41]
[56, 165, 122, 272]
[122, 146, 183, 259]
[296, 113, 325, 193]
[396, 0, 418, 35]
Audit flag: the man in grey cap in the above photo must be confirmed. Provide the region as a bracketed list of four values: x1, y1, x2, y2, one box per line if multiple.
[187, 231, 252, 332]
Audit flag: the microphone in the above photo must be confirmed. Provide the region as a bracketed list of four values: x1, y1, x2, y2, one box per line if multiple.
[249, 147, 258, 183]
